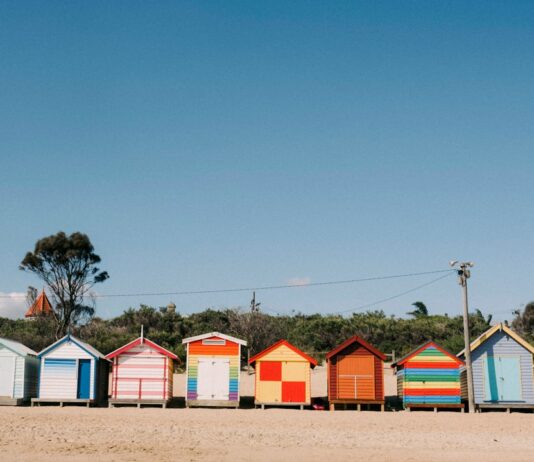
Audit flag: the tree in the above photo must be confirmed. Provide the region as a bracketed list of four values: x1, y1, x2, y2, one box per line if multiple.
[20, 232, 109, 339]
[407, 301, 428, 318]
[512, 302, 534, 343]
[25, 286, 38, 309]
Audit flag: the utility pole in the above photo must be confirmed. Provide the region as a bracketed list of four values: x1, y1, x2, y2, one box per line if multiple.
[248, 292, 261, 374]
[450, 260, 475, 413]
[250, 291, 260, 313]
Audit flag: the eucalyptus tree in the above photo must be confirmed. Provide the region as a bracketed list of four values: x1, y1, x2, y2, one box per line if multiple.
[20, 231, 109, 338]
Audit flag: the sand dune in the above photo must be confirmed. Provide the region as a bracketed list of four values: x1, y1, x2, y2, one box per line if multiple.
[1, 407, 532, 462]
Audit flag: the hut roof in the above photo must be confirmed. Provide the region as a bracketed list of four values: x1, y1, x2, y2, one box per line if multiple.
[325, 336, 387, 361]
[0, 337, 37, 357]
[106, 337, 178, 360]
[248, 339, 318, 368]
[38, 334, 109, 361]
[457, 323, 534, 357]
[25, 290, 53, 318]
[392, 340, 464, 368]
[182, 332, 247, 346]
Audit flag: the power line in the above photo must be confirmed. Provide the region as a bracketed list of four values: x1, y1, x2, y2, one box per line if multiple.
[250, 272, 454, 317]
[333, 272, 454, 315]
[0, 268, 453, 299]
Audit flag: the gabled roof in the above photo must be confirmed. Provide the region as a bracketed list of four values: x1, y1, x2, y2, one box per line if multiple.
[38, 334, 109, 361]
[25, 290, 53, 318]
[248, 340, 318, 368]
[457, 323, 534, 357]
[182, 332, 247, 346]
[325, 336, 387, 361]
[0, 337, 37, 357]
[106, 337, 178, 360]
[392, 340, 464, 368]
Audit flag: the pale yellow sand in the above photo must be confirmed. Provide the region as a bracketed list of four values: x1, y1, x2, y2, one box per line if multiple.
[1, 407, 532, 462]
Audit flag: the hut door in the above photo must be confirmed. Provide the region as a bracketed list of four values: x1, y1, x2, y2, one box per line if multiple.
[338, 356, 375, 400]
[484, 355, 522, 402]
[197, 358, 230, 400]
[77, 359, 91, 399]
[0, 356, 15, 397]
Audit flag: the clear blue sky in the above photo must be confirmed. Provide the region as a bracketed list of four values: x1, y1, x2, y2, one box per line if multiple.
[1, 1, 533, 320]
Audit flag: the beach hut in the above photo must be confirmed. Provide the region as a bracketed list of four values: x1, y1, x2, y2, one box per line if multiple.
[105, 335, 178, 408]
[458, 323, 534, 412]
[249, 340, 318, 409]
[182, 332, 247, 407]
[0, 338, 39, 405]
[392, 341, 464, 411]
[326, 336, 386, 411]
[32, 334, 109, 407]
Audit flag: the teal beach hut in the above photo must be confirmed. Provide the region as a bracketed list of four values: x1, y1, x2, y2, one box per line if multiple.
[458, 323, 534, 411]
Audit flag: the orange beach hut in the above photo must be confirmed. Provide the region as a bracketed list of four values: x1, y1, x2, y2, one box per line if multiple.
[249, 340, 317, 409]
[326, 336, 386, 411]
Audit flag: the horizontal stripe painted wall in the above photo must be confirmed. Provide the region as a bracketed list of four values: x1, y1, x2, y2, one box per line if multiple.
[186, 336, 241, 403]
[112, 343, 173, 401]
[399, 345, 462, 406]
[328, 341, 384, 401]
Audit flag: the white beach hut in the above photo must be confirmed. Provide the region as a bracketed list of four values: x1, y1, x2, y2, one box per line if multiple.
[0, 337, 39, 405]
[32, 334, 110, 407]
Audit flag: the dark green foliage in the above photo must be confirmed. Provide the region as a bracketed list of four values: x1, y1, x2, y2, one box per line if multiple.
[0, 305, 496, 366]
[407, 301, 428, 318]
[512, 302, 534, 344]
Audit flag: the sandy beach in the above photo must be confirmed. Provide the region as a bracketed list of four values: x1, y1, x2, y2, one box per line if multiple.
[0, 407, 532, 462]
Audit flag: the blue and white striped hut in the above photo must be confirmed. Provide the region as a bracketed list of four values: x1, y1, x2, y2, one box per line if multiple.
[0, 337, 39, 405]
[459, 323, 534, 412]
[32, 334, 110, 407]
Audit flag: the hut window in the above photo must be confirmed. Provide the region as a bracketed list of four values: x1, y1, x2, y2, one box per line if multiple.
[202, 339, 226, 346]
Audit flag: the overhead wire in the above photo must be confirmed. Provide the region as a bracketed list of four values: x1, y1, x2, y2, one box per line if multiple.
[0, 268, 454, 299]
[247, 271, 455, 317]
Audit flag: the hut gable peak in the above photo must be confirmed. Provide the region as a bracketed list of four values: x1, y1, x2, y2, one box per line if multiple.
[38, 334, 109, 361]
[248, 340, 318, 368]
[182, 332, 247, 346]
[105, 337, 178, 360]
[0, 337, 37, 357]
[392, 340, 464, 368]
[457, 323, 534, 357]
[325, 336, 387, 361]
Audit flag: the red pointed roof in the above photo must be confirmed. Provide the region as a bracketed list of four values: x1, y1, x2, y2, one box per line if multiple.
[326, 336, 387, 361]
[25, 290, 53, 318]
[248, 339, 318, 368]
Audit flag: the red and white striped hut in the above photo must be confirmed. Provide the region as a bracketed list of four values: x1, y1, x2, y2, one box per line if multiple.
[105, 334, 178, 408]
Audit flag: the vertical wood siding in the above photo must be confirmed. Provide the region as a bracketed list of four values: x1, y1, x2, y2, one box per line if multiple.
[13, 356, 25, 398]
[466, 330, 534, 404]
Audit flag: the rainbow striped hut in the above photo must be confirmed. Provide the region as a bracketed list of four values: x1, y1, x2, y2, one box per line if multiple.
[392, 341, 465, 411]
[182, 332, 246, 408]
